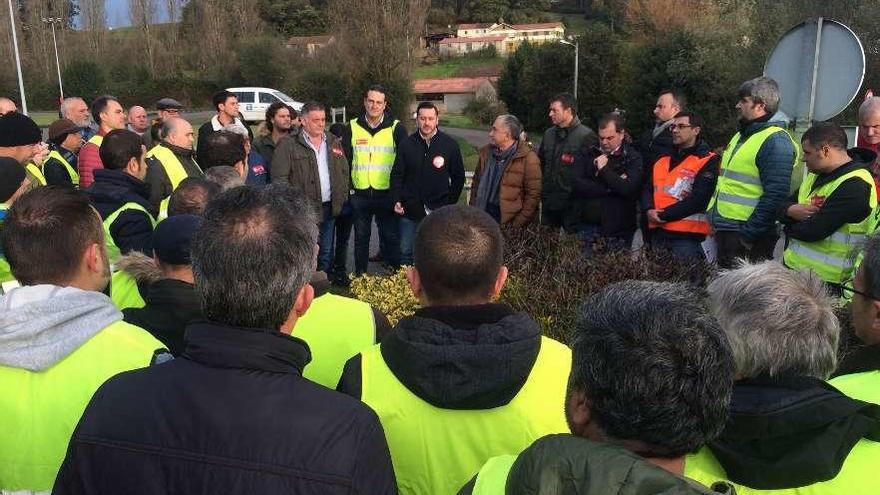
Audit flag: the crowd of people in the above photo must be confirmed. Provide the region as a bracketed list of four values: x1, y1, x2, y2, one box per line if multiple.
[1, 73, 880, 495]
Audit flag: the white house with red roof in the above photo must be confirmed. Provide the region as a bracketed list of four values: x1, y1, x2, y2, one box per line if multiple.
[439, 19, 565, 57]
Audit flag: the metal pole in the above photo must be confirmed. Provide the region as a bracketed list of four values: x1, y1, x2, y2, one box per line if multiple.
[49, 20, 63, 101]
[573, 41, 579, 100]
[806, 17, 824, 125]
[7, 0, 27, 114]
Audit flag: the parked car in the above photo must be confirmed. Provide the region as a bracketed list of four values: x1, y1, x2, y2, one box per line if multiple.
[227, 87, 304, 123]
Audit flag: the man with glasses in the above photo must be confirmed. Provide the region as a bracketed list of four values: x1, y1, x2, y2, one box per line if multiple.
[780, 122, 878, 287]
[644, 111, 719, 260]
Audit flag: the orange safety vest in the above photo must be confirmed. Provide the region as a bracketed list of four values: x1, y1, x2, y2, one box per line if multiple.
[650, 152, 716, 235]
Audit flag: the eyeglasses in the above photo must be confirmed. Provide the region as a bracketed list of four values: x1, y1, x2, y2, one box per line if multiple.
[669, 124, 694, 130]
[827, 276, 877, 300]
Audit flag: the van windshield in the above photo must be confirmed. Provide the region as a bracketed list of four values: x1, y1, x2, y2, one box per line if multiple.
[272, 91, 295, 102]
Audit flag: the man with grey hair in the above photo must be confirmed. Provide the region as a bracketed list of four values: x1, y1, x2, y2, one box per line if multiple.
[53, 184, 397, 494]
[204, 165, 245, 191]
[127, 105, 149, 137]
[60, 96, 95, 142]
[144, 116, 203, 215]
[708, 76, 799, 268]
[686, 260, 880, 494]
[470, 114, 542, 226]
[462, 280, 734, 494]
[857, 97, 880, 191]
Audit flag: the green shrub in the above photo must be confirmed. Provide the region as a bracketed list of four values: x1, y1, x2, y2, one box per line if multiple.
[350, 268, 419, 326]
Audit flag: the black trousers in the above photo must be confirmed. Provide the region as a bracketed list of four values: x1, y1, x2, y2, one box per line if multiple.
[714, 230, 778, 269]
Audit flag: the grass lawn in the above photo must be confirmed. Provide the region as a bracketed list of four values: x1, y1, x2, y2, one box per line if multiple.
[440, 113, 483, 130]
[454, 136, 479, 173]
[413, 56, 504, 79]
[546, 12, 592, 36]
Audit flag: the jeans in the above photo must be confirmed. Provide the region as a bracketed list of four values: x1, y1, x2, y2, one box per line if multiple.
[331, 201, 353, 279]
[578, 224, 634, 257]
[317, 202, 335, 273]
[352, 193, 400, 274]
[651, 230, 706, 261]
[398, 216, 421, 266]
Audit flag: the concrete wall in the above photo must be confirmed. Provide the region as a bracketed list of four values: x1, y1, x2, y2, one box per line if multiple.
[445, 93, 475, 113]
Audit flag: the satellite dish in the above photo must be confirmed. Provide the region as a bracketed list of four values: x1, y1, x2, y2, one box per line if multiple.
[764, 17, 864, 122]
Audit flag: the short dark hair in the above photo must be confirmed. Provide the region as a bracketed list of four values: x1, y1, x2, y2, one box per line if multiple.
[659, 89, 687, 110]
[416, 101, 439, 116]
[91, 95, 119, 125]
[199, 131, 246, 170]
[414, 205, 503, 304]
[673, 111, 704, 129]
[364, 84, 388, 99]
[1, 187, 104, 285]
[802, 121, 848, 150]
[328, 123, 346, 139]
[598, 113, 625, 132]
[570, 281, 734, 458]
[168, 177, 220, 217]
[860, 233, 880, 299]
[212, 90, 236, 112]
[265, 102, 296, 132]
[550, 92, 577, 115]
[99, 129, 144, 171]
[191, 184, 318, 330]
[300, 101, 326, 115]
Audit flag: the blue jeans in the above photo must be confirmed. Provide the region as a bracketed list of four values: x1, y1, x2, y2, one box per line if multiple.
[352, 193, 400, 274]
[399, 216, 421, 266]
[651, 230, 706, 261]
[578, 224, 634, 257]
[317, 202, 335, 272]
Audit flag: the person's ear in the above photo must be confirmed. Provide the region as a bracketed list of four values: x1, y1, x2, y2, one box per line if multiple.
[566, 388, 592, 437]
[235, 160, 247, 179]
[407, 266, 424, 301]
[869, 299, 880, 337]
[83, 242, 103, 275]
[490, 265, 508, 301]
[281, 283, 315, 335]
[125, 156, 139, 175]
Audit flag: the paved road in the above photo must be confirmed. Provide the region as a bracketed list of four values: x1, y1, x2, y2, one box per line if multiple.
[443, 126, 489, 149]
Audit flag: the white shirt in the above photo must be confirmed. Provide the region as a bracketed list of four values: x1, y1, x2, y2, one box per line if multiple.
[305, 133, 331, 202]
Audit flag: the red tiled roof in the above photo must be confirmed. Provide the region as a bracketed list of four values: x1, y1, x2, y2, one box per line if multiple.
[457, 23, 489, 30]
[510, 22, 564, 30]
[412, 77, 498, 94]
[439, 35, 506, 44]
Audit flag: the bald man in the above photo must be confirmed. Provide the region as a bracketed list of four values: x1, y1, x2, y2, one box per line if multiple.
[0, 97, 17, 116]
[127, 106, 149, 137]
[144, 117, 203, 215]
[858, 97, 880, 193]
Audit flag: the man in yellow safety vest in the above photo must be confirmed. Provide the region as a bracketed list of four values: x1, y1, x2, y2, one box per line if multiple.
[45, 118, 84, 188]
[337, 205, 573, 495]
[145, 117, 203, 215]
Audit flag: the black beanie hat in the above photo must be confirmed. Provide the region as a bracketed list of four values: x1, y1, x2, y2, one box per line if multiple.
[0, 156, 26, 203]
[0, 112, 42, 147]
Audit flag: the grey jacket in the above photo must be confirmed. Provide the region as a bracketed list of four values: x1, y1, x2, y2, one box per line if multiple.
[271, 130, 350, 218]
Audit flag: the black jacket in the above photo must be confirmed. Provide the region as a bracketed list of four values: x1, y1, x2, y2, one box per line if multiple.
[778, 150, 875, 243]
[570, 142, 643, 238]
[636, 121, 675, 178]
[337, 303, 543, 409]
[122, 279, 202, 356]
[706, 375, 880, 489]
[144, 142, 203, 213]
[44, 147, 78, 188]
[538, 118, 598, 211]
[53, 321, 397, 495]
[642, 140, 720, 241]
[341, 113, 408, 196]
[390, 130, 466, 220]
[82, 169, 154, 256]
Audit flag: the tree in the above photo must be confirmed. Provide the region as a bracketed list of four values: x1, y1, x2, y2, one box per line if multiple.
[259, 0, 327, 36]
[129, 0, 158, 73]
[79, 0, 106, 53]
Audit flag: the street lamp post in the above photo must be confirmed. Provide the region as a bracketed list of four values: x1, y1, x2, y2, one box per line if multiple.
[6, 0, 27, 114]
[559, 37, 579, 100]
[41, 17, 64, 103]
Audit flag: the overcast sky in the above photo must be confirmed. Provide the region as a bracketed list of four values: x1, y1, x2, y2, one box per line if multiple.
[105, 0, 172, 28]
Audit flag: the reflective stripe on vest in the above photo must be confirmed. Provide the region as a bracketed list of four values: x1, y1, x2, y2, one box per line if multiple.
[685, 438, 880, 494]
[47, 150, 80, 187]
[110, 269, 146, 310]
[471, 455, 518, 495]
[25, 162, 47, 186]
[651, 152, 716, 235]
[783, 168, 879, 283]
[295, 293, 375, 388]
[87, 134, 104, 147]
[360, 336, 571, 495]
[350, 119, 398, 190]
[707, 126, 798, 221]
[0, 320, 163, 492]
[103, 202, 158, 265]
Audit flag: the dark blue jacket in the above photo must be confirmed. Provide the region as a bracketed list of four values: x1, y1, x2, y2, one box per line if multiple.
[53, 321, 398, 495]
[82, 169, 154, 255]
[709, 119, 797, 241]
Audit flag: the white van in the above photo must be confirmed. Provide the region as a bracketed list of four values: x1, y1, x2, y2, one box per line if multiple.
[227, 87, 304, 123]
